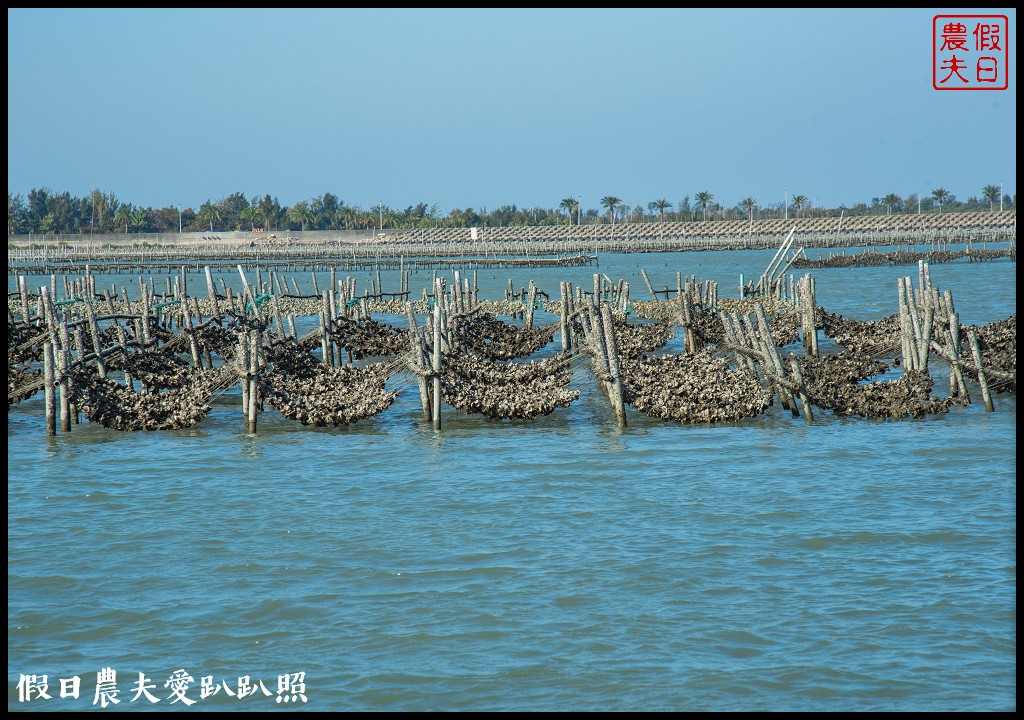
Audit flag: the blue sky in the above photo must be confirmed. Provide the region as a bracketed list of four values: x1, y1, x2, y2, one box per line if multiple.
[7, 8, 1017, 214]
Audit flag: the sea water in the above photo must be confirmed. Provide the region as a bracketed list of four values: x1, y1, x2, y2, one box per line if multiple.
[7, 248, 1015, 711]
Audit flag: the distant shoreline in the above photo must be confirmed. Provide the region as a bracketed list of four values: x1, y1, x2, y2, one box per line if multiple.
[7, 210, 1016, 250]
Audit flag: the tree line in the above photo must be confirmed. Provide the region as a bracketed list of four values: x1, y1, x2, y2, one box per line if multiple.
[7, 185, 1014, 236]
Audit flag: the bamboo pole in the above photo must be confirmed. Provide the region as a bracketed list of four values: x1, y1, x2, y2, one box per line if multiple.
[238, 334, 250, 429]
[755, 304, 797, 415]
[82, 298, 107, 379]
[526, 281, 536, 328]
[432, 301, 442, 430]
[271, 294, 286, 340]
[967, 328, 994, 411]
[761, 226, 796, 291]
[947, 310, 968, 401]
[44, 340, 57, 436]
[917, 289, 935, 372]
[789, 357, 813, 425]
[600, 304, 627, 427]
[897, 277, 914, 372]
[806, 275, 818, 357]
[318, 307, 331, 367]
[587, 297, 611, 395]
[57, 309, 72, 432]
[406, 302, 432, 421]
[565, 280, 573, 350]
[204, 266, 221, 318]
[19, 274, 30, 322]
[640, 268, 657, 300]
[248, 330, 260, 431]
[181, 297, 203, 369]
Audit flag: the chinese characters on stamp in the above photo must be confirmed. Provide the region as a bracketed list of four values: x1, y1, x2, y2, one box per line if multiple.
[934, 15, 1009, 90]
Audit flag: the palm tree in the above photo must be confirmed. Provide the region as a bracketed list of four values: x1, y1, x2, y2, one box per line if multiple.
[601, 196, 621, 225]
[695, 191, 714, 222]
[198, 200, 221, 231]
[982, 184, 1001, 211]
[131, 207, 147, 233]
[240, 205, 257, 231]
[648, 198, 671, 223]
[739, 197, 757, 222]
[114, 204, 133, 233]
[257, 195, 280, 231]
[882, 193, 902, 216]
[931, 187, 951, 212]
[287, 202, 311, 231]
[335, 203, 356, 229]
[792, 194, 809, 217]
[559, 197, 578, 225]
